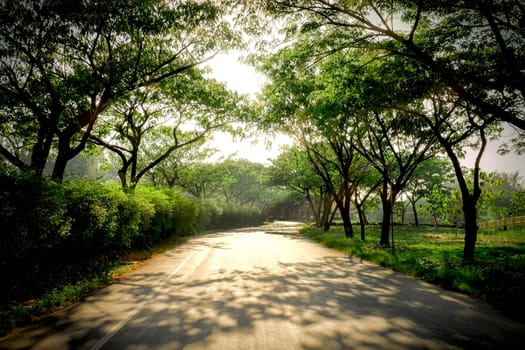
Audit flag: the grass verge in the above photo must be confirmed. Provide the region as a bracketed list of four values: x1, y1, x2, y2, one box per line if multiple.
[301, 224, 525, 323]
[0, 235, 188, 337]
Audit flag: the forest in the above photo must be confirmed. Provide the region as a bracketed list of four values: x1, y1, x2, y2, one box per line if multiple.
[1, 0, 524, 333]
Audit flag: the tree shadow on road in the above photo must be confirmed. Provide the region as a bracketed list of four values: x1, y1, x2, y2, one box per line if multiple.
[2, 230, 524, 350]
[93, 252, 524, 349]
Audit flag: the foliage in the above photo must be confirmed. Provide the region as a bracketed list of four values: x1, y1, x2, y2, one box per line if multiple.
[479, 171, 525, 219]
[0, 173, 200, 307]
[268, 146, 331, 226]
[211, 204, 266, 229]
[91, 70, 248, 191]
[0, 0, 239, 180]
[249, 0, 523, 259]
[402, 156, 454, 225]
[302, 224, 525, 323]
[253, 0, 525, 134]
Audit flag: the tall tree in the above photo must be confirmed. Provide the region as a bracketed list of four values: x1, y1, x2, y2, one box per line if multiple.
[252, 0, 525, 134]
[90, 70, 244, 191]
[398, 86, 497, 258]
[0, 0, 238, 180]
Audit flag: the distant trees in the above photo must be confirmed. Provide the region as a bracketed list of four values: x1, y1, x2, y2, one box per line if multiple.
[402, 156, 454, 226]
[268, 146, 335, 229]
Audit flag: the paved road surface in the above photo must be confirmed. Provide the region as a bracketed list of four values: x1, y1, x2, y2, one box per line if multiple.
[1, 221, 524, 349]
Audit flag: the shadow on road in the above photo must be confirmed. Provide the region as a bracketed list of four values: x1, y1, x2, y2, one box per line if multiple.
[93, 251, 523, 349]
[1, 224, 524, 350]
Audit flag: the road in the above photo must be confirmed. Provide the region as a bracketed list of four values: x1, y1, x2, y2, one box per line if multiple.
[1, 221, 524, 350]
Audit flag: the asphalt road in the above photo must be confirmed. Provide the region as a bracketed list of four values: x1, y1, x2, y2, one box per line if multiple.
[1, 221, 524, 350]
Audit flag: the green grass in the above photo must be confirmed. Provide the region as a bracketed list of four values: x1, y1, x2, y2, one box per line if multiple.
[302, 225, 525, 323]
[0, 235, 188, 336]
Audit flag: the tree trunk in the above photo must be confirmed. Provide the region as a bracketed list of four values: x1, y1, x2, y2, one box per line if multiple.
[305, 192, 321, 227]
[462, 195, 478, 260]
[319, 191, 333, 231]
[379, 178, 390, 247]
[51, 151, 69, 182]
[356, 204, 366, 240]
[440, 139, 483, 260]
[380, 199, 391, 247]
[340, 207, 353, 238]
[52, 133, 89, 182]
[118, 169, 128, 191]
[31, 125, 54, 176]
[411, 199, 419, 226]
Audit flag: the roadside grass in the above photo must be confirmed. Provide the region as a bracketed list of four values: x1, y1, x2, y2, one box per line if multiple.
[301, 224, 525, 323]
[0, 235, 188, 337]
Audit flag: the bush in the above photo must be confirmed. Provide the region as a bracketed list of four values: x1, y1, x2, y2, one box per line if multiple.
[0, 175, 201, 304]
[0, 172, 71, 301]
[213, 204, 265, 229]
[164, 188, 199, 236]
[194, 199, 223, 231]
[60, 181, 122, 257]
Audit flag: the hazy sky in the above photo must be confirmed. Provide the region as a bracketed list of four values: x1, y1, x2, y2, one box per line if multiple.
[206, 53, 524, 175]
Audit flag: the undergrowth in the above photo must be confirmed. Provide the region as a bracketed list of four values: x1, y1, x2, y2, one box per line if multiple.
[0, 235, 188, 337]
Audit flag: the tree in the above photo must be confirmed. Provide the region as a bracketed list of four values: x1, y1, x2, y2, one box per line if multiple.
[173, 162, 229, 199]
[423, 185, 452, 228]
[301, 137, 357, 237]
[145, 142, 217, 189]
[352, 109, 438, 246]
[352, 162, 382, 240]
[89, 70, 244, 191]
[253, 0, 525, 134]
[402, 156, 454, 226]
[258, 44, 365, 237]
[398, 86, 497, 258]
[257, 34, 441, 243]
[307, 51, 440, 246]
[268, 146, 335, 230]
[0, 0, 238, 181]
[484, 171, 525, 219]
[252, 0, 516, 257]
[216, 159, 268, 207]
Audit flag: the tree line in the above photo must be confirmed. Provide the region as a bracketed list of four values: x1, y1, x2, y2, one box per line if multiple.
[244, 0, 525, 259]
[1, 0, 524, 263]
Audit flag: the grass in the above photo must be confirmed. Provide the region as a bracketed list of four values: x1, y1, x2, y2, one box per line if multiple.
[301, 224, 525, 323]
[0, 235, 188, 337]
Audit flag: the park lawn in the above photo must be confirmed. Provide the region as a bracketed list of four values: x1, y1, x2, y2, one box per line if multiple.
[301, 224, 525, 323]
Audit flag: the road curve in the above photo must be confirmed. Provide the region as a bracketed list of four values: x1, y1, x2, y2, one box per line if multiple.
[1, 221, 524, 350]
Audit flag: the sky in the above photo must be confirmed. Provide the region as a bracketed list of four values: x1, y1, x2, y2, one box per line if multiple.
[205, 52, 291, 164]
[205, 53, 525, 175]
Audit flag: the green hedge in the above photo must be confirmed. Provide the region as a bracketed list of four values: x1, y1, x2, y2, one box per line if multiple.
[195, 201, 265, 230]
[0, 174, 199, 303]
[1, 171, 266, 305]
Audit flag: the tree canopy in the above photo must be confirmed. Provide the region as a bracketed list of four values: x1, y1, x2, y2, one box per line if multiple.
[0, 0, 239, 181]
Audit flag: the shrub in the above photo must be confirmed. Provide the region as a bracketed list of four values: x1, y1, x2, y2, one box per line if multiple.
[213, 204, 265, 229]
[0, 172, 70, 301]
[194, 199, 223, 231]
[60, 181, 122, 257]
[164, 188, 199, 236]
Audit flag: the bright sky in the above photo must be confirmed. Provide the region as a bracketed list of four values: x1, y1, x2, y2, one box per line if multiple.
[205, 52, 291, 164]
[205, 53, 525, 176]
